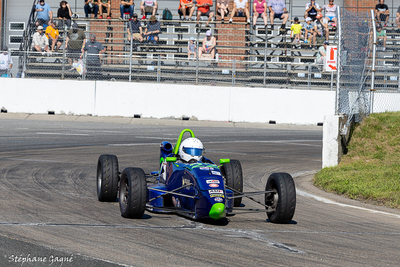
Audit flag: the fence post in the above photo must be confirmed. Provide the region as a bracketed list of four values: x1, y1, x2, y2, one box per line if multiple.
[335, 6, 342, 115]
[196, 32, 200, 85]
[263, 33, 267, 87]
[157, 54, 161, 83]
[232, 59, 236, 87]
[61, 23, 66, 80]
[129, 21, 133, 82]
[370, 9, 377, 114]
[330, 71, 334, 91]
[398, 51, 400, 92]
[307, 63, 311, 89]
[83, 52, 87, 80]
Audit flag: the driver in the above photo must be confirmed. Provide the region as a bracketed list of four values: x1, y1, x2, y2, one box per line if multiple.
[178, 138, 204, 163]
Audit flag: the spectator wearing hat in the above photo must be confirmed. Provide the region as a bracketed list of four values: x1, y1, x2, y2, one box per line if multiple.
[120, 0, 134, 20]
[229, 0, 250, 24]
[267, 0, 289, 33]
[179, 0, 195, 21]
[0, 46, 13, 77]
[313, 12, 328, 48]
[127, 14, 143, 43]
[45, 20, 62, 51]
[304, 0, 321, 21]
[290, 17, 302, 43]
[98, 0, 111, 19]
[144, 15, 160, 43]
[376, 25, 387, 51]
[316, 40, 329, 65]
[304, 17, 315, 48]
[35, 0, 53, 27]
[57, 1, 73, 29]
[140, 0, 158, 20]
[196, 0, 214, 28]
[65, 23, 87, 65]
[83, 33, 105, 80]
[199, 30, 216, 59]
[84, 0, 100, 19]
[31, 26, 51, 54]
[187, 37, 197, 59]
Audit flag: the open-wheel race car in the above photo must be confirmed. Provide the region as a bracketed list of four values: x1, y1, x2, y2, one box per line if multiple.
[96, 129, 296, 223]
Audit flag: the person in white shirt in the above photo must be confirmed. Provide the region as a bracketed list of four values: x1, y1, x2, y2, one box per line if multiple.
[140, 0, 158, 19]
[229, 0, 250, 24]
[0, 46, 13, 77]
[31, 25, 51, 54]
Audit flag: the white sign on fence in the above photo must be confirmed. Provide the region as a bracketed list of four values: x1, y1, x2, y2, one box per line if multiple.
[325, 46, 338, 72]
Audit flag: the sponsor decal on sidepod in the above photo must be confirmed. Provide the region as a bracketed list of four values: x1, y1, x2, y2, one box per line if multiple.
[209, 183, 219, 188]
[206, 180, 220, 184]
[214, 197, 223, 202]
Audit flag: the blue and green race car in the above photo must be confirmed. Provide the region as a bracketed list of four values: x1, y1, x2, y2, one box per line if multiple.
[96, 129, 296, 223]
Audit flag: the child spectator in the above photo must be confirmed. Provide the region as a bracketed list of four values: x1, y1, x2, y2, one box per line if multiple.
[140, 0, 158, 20]
[120, 0, 134, 20]
[290, 17, 302, 43]
[376, 25, 387, 51]
[304, 17, 314, 48]
[84, 0, 100, 19]
[45, 20, 62, 51]
[57, 1, 72, 29]
[179, 0, 195, 21]
[188, 37, 197, 59]
[35, 0, 53, 26]
[229, 0, 250, 24]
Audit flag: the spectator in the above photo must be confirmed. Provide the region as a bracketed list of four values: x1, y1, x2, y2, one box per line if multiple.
[31, 25, 51, 54]
[267, 0, 289, 33]
[99, 0, 111, 19]
[322, 0, 337, 26]
[376, 25, 387, 51]
[313, 13, 329, 48]
[375, 0, 389, 27]
[304, 0, 321, 21]
[140, 0, 157, 20]
[127, 13, 143, 42]
[120, 0, 134, 20]
[217, 0, 230, 23]
[188, 37, 197, 59]
[65, 23, 86, 65]
[304, 17, 315, 49]
[290, 17, 302, 43]
[57, 1, 72, 29]
[83, 33, 105, 80]
[144, 15, 160, 43]
[199, 30, 216, 59]
[196, 0, 214, 28]
[0, 46, 13, 77]
[229, 0, 250, 24]
[84, 0, 99, 19]
[179, 0, 195, 21]
[253, 0, 267, 30]
[316, 40, 329, 65]
[45, 20, 62, 51]
[35, 0, 53, 26]
[396, 5, 400, 29]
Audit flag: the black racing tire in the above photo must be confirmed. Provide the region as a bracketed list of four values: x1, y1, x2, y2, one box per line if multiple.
[221, 159, 243, 207]
[119, 167, 147, 219]
[265, 172, 296, 224]
[97, 154, 119, 202]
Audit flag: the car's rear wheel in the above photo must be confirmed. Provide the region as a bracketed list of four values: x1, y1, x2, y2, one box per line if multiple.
[265, 172, 296, 223]
[97, 154, 119, 202]
[221, 159, 243, 207]
[119, 168, 147, 219]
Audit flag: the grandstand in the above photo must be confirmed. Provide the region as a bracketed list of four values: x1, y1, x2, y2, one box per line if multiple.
[3, 0, 398, 90]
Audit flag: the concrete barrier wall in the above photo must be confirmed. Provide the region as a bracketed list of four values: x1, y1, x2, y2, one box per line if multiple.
[0, 78, 337, 125]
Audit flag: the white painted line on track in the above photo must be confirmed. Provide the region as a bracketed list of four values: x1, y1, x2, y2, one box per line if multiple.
[296, 189, 400, 219]
[36, 132, 89, 136]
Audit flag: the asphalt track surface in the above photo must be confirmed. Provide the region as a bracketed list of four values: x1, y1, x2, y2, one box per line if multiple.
[0, 114, 399, 267]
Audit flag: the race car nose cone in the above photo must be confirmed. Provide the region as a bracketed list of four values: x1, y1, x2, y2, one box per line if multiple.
[209, 203, 226, 220]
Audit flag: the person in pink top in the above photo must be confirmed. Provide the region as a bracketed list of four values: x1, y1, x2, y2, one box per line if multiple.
[252, 0, 267, 30]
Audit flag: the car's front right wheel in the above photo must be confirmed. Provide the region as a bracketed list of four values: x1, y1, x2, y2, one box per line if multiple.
[119, 167, 147, 219]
